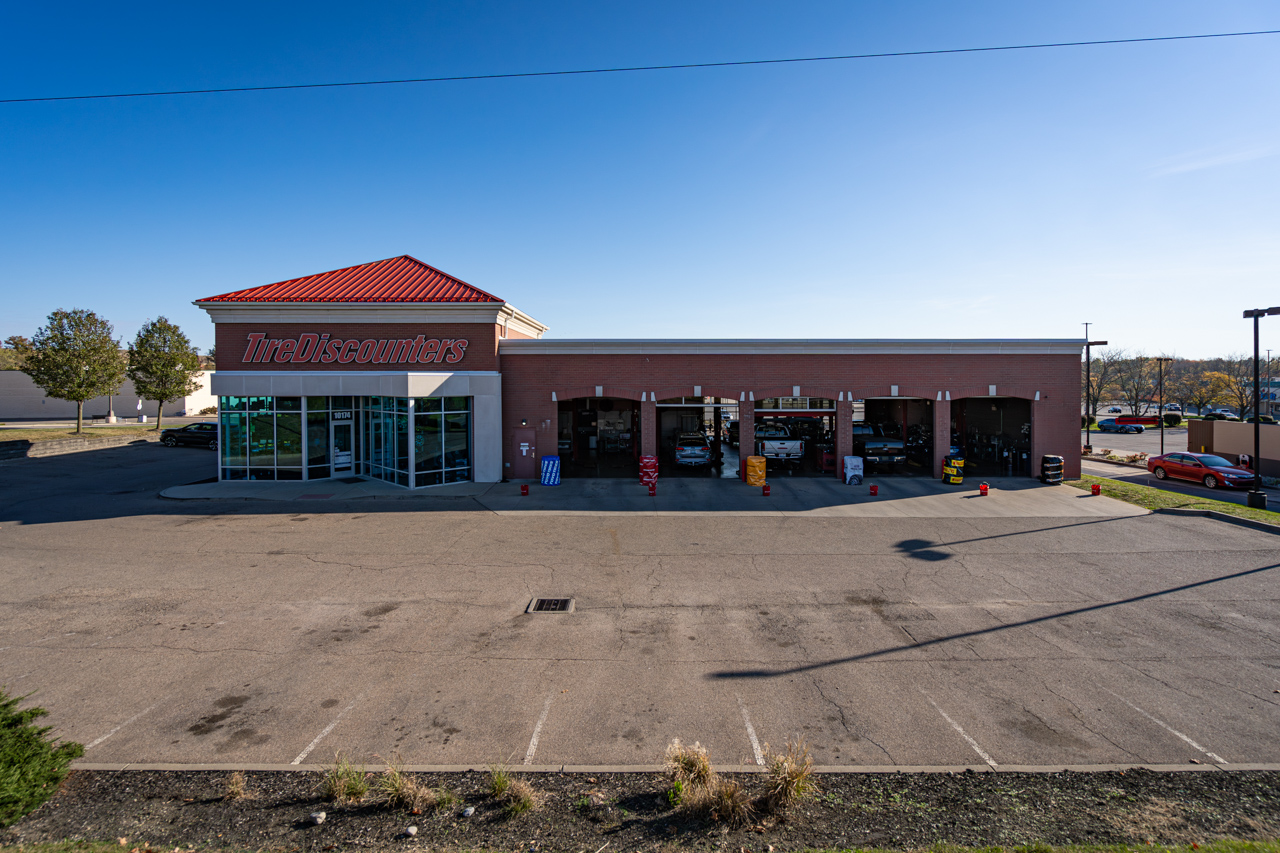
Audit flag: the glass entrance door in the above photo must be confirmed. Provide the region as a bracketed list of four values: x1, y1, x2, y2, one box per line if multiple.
[331, 422, 353, 476]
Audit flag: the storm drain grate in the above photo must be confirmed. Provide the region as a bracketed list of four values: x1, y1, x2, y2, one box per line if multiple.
[527, 598, 575, 614]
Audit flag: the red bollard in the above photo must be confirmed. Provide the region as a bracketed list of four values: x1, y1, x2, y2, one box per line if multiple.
[648, 484, 656, 497]
[762, 484, 770, 497]
[520, 484, 529, 496]
[869, 484, 878, 496]
[1091, 483, 1101, 496]
[979, 483, 989, 496]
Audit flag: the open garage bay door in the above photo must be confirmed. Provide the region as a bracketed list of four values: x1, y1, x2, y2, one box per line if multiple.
[657, 397, 739, 478]
[952, 397, 1033, 477]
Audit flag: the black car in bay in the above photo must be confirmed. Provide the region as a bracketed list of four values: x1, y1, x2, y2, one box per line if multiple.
[161, 422, 218, 450]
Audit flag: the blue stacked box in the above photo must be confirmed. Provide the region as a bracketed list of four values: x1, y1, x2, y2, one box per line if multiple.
[540, 455, 561, 486]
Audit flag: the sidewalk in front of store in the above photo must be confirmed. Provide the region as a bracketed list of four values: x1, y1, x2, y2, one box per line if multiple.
[162, 474, 1145, 518]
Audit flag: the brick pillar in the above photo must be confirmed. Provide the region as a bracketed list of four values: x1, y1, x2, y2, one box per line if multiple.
[641, 397, 657, 458]
[740, 399, 754, 480]
[933, 397, 951, 479]
[836, 398, 853, 462]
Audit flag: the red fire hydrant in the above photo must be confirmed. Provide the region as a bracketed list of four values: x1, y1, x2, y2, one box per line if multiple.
[520, 484, 529, 496]
[979, 483, 989, 496]
[1091, 483, 1101, 496]
[869, 484, 878, 496]
[762, 484, 770, 497]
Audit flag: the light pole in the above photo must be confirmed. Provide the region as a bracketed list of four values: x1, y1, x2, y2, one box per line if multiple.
[1155, 357, 1173, 456]
[1243, 307, 1280, 510]
[1082, 324, 1108, 454]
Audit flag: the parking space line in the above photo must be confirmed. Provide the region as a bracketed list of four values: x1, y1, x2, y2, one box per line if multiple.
[1103, 687, 1227, 764]
[291, 694, 363, 765]
[737, 695, 765, 766]
[923, 692, 997, 768]
[85, 701, 161, 750]
[523, 693, 555, 765]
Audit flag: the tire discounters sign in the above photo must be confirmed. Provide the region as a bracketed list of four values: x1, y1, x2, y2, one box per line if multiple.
[242, 332, 469, 365]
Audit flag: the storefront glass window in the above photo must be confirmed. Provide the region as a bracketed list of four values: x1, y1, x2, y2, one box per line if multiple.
[249, 413, 275, 467]
[276, 397, 302, 411]
[306, 396, 327, 412]
[412, 398, 471, 487]
[220, 411, 247, 468]
[247, 396, 272, 412]
[307, 413, 328, 467]
[276, 413, 304, 467]
[221, 396, 248, 411]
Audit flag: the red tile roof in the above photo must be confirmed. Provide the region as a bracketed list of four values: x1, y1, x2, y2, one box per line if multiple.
[197, 256, 502, 303]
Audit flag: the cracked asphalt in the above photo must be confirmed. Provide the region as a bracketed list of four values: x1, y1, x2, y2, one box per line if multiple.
[2, 442, 1279, 770]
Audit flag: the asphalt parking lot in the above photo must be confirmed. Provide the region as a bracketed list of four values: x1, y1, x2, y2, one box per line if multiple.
[2, 443, 1279, 771]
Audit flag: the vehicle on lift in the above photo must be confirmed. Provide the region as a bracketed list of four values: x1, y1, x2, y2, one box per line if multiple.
[1147, 452, 1255, 490]
[1096, 418, 1144, 434]
[754, 423, 804, 466]
[160, 422, 218, 449]
[851, 423, 906, 470]
[673, 432, 712, 466]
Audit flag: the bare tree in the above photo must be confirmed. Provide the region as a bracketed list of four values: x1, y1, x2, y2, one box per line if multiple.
[1113, 353, 1155, 416]
[1169, 361, 1222, 415]
[1082, 347, 1125, 420]
[1205, 355, 1255, 417]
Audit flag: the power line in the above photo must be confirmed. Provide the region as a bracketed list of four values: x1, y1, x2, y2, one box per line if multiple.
[3, 28, 1279, 105]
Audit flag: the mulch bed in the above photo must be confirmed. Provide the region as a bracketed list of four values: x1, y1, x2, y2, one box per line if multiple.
[5, 769, 1280, 851]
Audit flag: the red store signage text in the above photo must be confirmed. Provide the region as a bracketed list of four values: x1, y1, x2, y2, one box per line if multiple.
[243, 333, 469, 365]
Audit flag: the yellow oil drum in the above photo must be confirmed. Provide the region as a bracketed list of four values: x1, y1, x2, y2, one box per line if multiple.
[745, 455, 767, 486]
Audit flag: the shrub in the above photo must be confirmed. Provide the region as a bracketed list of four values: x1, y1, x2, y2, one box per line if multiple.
[198, 406, 217, 416]
[0, 689, 84, 827]
[321, 751, 369, 803]
[761, 738, 815, 811]
[695, 778, 754, 826]
[1163, 414, 1182, 427]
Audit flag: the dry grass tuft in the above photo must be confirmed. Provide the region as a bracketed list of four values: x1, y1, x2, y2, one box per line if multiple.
[663, 738, 714, 788]
[696, 778, 754, 827]
[761, 737, 815, 811]
[488, 763, 513, 798]
[224, 771, 252, 801]
[321, 751, 370, 804]
[503, 777, 539, 816]
[375, 759, 423, 810]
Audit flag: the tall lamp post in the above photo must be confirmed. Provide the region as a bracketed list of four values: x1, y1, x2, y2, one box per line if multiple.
[1154, 357, 1173, 456]
[1243, 307, 1280, 510]
[1082, 324, 1109, 453]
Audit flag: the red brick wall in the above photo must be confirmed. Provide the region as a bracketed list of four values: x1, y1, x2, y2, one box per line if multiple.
[498, 351, 1081, 479]
[215, 323, 500, 371]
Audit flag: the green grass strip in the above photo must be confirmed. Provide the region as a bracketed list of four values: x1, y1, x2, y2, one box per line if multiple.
[1066, 476, 1279, 525]
[0, 427, 157, 443]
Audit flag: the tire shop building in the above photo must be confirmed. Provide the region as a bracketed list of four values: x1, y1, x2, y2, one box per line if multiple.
[197, 255, 1083, 488]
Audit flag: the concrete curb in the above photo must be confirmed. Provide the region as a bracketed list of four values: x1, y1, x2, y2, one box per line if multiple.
[71, 762, 1275, 774]
[0, 433, 160, 463]
[1155, 507, 1280, 535]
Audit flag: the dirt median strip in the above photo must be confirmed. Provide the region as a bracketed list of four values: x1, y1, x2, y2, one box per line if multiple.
[9, 767, 1280, 851]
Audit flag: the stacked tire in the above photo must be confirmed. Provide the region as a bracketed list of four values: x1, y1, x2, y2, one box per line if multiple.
[942, 455, 964, 485]
[1040, 455, 1064, 484]
[639, 455, 659, 488]
[745, 455, 767, 487]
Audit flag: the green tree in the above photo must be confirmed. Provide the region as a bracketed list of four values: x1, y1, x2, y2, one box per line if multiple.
[127, 317, 202, 431]
[22, 309, 126, 434]
[0, 335, 30, 371]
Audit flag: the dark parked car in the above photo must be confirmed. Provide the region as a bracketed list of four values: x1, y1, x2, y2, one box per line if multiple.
[161, 422, 218, 450]
[1147, 452, 1255, 490]
[1096, 418, 1143, 434]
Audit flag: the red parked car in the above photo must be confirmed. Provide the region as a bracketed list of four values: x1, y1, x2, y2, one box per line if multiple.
[1146, 452, 1255, 490]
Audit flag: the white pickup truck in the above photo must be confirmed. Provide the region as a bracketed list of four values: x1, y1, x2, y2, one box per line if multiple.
[754, 423, 804, 466]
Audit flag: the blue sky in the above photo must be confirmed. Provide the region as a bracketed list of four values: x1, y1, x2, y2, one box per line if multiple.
[2, 2, 1278, 359]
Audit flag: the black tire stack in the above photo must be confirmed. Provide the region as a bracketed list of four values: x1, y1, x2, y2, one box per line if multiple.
[942, 455, 964, 485]
[1040, 454, 1064, 484]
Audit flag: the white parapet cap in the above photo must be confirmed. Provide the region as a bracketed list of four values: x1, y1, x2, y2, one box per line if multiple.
[498, 338, 1084, 356]
[193, 301, 549, 339]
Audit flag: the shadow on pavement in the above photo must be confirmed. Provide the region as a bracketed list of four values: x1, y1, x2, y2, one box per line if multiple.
[708, 560, 1280, 680]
